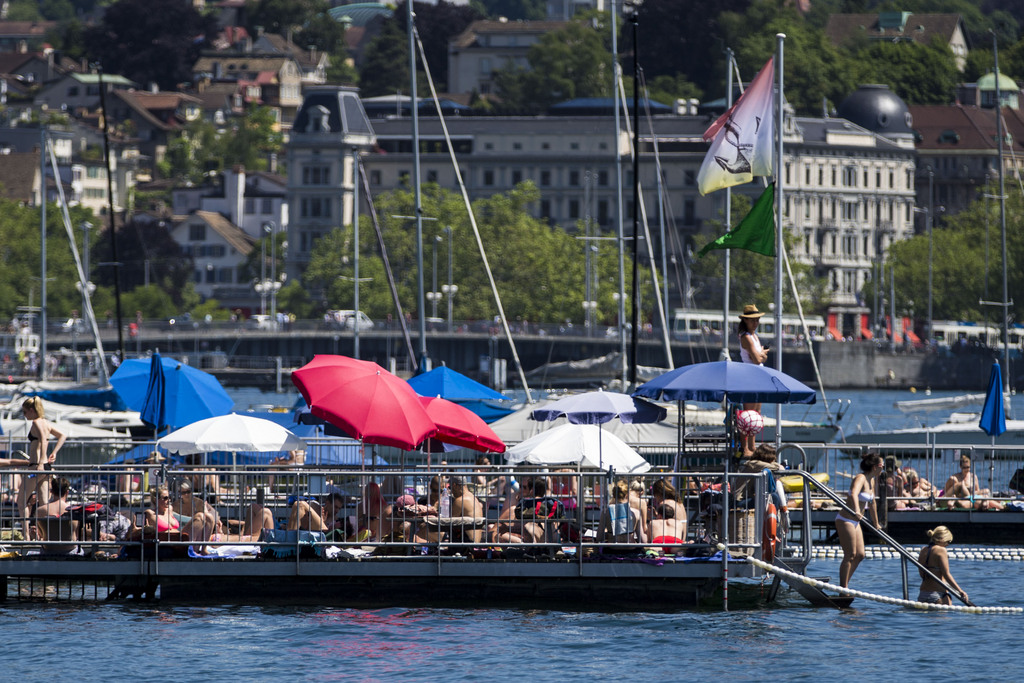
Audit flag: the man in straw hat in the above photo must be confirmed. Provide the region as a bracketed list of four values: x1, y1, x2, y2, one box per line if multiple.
[738, 304, 769, 457]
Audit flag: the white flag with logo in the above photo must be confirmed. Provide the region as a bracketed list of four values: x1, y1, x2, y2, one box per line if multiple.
[697, 57, 775, 196]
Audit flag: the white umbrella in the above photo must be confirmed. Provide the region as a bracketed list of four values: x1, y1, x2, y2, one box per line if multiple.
[506, 424, 651, 474]
[156, 413, 306, 455]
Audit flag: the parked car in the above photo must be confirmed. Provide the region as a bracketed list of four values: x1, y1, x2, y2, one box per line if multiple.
[326, 310, 374, 331]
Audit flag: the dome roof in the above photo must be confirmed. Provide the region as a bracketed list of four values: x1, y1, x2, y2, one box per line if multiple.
[836, 84, 913, 136]
[977, 72, 1018, 91]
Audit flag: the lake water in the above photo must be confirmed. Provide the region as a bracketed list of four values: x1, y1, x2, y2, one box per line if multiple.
[6, 386, 1018, 674]
[2, 555, 1020, 680]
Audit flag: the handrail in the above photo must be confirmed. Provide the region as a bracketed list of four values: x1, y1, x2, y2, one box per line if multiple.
[780, 468, 973, 606]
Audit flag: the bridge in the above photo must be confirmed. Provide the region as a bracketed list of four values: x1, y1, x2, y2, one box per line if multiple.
[19, 319, 810, 390]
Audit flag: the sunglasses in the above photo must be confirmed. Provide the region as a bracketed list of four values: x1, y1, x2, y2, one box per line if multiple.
[159, 495, 171, 501]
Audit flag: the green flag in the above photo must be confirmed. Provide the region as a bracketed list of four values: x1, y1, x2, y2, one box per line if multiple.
[697, 182, 776, 258]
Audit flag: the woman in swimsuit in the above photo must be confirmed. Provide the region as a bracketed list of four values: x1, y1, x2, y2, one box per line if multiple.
[944, 454, 1004, 510]
[17, 397, 66, 538]
[917, 525, 967, 605]
[145, 486, 181, 534]
[738, 305, 769, 457]
[834, 452, 883, 588]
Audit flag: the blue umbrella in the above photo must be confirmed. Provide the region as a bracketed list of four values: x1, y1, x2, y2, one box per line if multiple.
[110, 354, 234, 431]
[980, 361, 1006, 437]
[138, 352, 166, 431]
[531, 390, 667, 424]
[407, 366, 508, 401]
[633, 361, 816, 405]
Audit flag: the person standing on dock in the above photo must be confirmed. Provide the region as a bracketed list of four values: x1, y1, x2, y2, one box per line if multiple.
[834, 452, 883, 588]
[18, 397, 66, 539]
[738, 305, 769, 457]
[917, 526, 967, 605]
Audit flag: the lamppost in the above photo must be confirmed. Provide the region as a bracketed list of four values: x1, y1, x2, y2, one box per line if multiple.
[255, 222, 283, 324]
[428, 235, 442, 319]
[582, 300, 597, 336]
[443, 226, 455, 332]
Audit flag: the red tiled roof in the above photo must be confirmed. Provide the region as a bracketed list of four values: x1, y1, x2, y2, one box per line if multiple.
[908, 104, 1024, 153]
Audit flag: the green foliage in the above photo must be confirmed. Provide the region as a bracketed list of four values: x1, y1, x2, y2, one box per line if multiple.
[82, 0, 217, 90]
[495, 15, 613, 113]
[276, 280, 315, 318]
[358, 18, 410, 98]
[723, 3, 857, 115]
[122, 285, 178, 320]
[884, 183, 1024, 323]
[470, 0, 545, 21]
[643, 75, 702, 108]
[304, 183, 641, 325]
[850, 40, 958, 105]
[689, 191, 827, 315]
[161, 106, 282, 182]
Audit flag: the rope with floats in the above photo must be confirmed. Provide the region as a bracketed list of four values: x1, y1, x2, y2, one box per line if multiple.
[716, 544, 1022, 614]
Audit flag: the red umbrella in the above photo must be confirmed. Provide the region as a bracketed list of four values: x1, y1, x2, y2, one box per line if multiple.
[291, 355, 436, 450]
[418, 396, 506, 453]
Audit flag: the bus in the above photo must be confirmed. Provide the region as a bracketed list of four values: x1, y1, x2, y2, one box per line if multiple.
[672, 309, 826, 345]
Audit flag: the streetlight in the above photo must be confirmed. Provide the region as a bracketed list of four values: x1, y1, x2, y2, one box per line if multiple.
[257, 228, 267, 316]
[443, 226, 454, 332]
[442, 283, 459, 332]
[582, 299, 597, 336]
[429, 235, 442, 320]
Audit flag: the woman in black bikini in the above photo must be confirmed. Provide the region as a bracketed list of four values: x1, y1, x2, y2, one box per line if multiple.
[17, 397, 66, 538]
[917, 525, 967, 605]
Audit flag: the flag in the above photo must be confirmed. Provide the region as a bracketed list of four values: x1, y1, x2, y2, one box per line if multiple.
[697, 183, 775, 258]
[697, 57, 775, 196]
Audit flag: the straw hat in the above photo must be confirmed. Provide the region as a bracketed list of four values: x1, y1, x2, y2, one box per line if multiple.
[740, 304, 765, 319]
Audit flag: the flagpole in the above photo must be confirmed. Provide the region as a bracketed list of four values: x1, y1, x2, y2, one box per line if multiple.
[722, 49, 734, 361]
[774, 33, 785, 451]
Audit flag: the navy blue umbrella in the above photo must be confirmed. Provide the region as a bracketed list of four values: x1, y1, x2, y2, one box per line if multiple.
[633, 361, 816, 405]
[138, 352, 166, 431]
[531, 390, 667, 424]
[980, 361, 1006, 437]
[110, 354, 234, 430]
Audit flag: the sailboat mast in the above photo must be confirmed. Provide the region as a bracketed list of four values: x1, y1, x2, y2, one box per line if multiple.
[994, 33, 1010, 392]
[629, 11, 640, 388]
[407, 0, 426, 371]
[773, 34, 785, 449]
[97, 67, 125, 365]
[39, 126, 47, 380]
[611, 0, 627, 387]
[722, 50, 733, 360]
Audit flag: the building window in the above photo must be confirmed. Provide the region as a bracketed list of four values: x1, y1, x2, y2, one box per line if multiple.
[300, 197, 331, 218]
[483, 169, 495, 186]
[598, 199, 609, 225]
[511, 170, 522, 184]
[370, 170, 381, 185]
[831, 168, 837, 185]
[189, 224, 206, 241]
[427, 169, 438, 183]
[818, 167, 824, 184]
[876, 171, 882, 187]
[540, 170, 551, 186]
[570, 142, 579, 150]
[512, 142, 522, 150]
[785, 163, 791, 184]
[244, 198, 254, 215]
[541, 142, 550, 150]
[597, 170, 609, 186]
[539, 199, 550, 220]
[569, 170, 580, 186]
[568, 199, 580, 219]
[843, 167, 857, 187]
[684, 170, 695, 186]
[805, 167, 810, 185]
[206, 268, 216, 283]
[262, 198, 272, 214]
[683, 198, 695, 225]
[303, 165, 330, 185]
[889, 171, 894, 188]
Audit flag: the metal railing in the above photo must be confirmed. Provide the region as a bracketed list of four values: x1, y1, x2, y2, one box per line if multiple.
[0, 464, 782, 570]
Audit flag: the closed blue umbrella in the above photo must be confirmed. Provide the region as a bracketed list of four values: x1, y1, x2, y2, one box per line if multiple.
[138, 352, 166, 431]
[980, 361, 1006, 437]
[110, 354, 234, 431]
[633, 361, 816, 405]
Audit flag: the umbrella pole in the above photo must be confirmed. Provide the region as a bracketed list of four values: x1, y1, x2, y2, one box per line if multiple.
[722, 452, 730, 612]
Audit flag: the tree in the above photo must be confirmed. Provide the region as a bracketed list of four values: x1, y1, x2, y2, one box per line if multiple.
[495, 15, 613, 113]
[160, 106, 283, 182]
[471, 0, 545, 21]
[303, 183, 635, 325]
[850, 40, 959, 105]
[723, 4, 857, 115]
[407, 1, 482, 90]
[358, 17, 410, 98]
[83, 0, 217, 90]
[91, 218, 194, 305]
[630, 0, 753, 97]
[689, 192, 826, 315]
